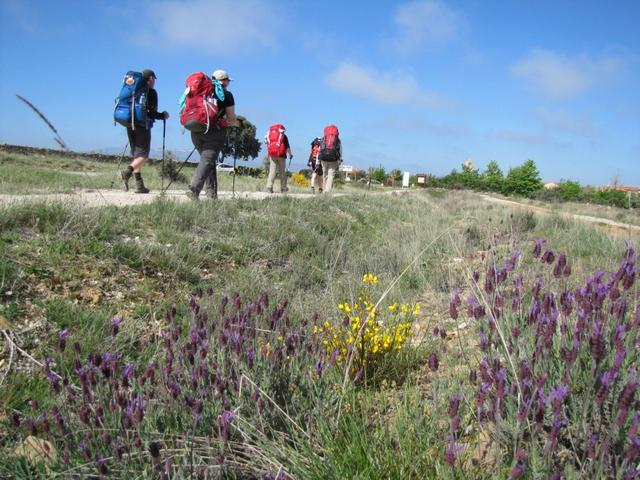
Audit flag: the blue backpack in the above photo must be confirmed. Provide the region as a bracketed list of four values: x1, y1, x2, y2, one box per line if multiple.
[114, 71, 150, 129]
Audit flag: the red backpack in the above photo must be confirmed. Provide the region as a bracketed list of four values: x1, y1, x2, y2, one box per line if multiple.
[266, 124, 287, 157]
[179, 72, 219, 133]
[318, 125, 340, 162]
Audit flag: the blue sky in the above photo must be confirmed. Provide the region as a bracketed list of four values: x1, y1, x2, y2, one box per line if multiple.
[1, 0, 639, 185]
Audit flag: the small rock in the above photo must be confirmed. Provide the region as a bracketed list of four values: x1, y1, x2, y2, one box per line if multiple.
[14, 436, 57, 471]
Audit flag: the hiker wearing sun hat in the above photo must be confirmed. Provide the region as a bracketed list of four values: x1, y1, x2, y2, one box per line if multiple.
[120, 69, 170, 193]
[186, 69, 238, 200]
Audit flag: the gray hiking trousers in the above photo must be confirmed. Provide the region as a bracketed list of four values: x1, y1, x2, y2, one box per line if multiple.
[189, 128, 226, 195]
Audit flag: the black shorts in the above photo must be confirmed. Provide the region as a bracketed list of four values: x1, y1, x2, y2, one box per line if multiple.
[127, 127, 151, 158]
[309, 160, 323, 175]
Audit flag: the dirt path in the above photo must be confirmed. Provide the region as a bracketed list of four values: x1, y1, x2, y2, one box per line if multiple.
[479, 194, 640, 237]
[1, 188, 639, 237]
[0, 189, 322, 207]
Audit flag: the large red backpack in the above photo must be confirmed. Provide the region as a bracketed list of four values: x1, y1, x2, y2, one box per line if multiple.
[318, 125, 340, 162]
[179, 72, 219, 134]
[267, 124, 287, 157]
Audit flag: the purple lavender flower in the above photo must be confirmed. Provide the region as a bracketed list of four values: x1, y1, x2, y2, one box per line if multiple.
[58, 329, 69, 353]
[444, 432, 464, 466]
[111, 317, 123, 337]
[315, 359, 324, 378]
[149, 441, 161, 465]
[96, 452, 108, 475]
[541, 249, 555, 264]
[428, 352, 439, 372]
[218, 410, 234, 441]
[448, 392, 463, 418]
[510, 463, 526, 479]
[596, 369, 618, 407]
[79, 440, 91, 462]
[617, 369, 639, 427]
[533, 238, 546, 258]
[122, 364, 135, 388]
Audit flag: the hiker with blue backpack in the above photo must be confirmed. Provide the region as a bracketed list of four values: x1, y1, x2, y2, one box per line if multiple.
[115, 69, 169, 193]
[180, 70, 237, 200]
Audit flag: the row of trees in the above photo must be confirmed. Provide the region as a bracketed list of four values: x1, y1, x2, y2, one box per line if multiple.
[434, 159, 543, 197]
[430, 159, 637, 209]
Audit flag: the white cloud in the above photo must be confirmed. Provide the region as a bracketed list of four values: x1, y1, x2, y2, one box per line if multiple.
[141, 0, 280, 54]
[533, 107, 596, 138]
[511, 48, 624, 99]
[386, 0, 465, 55]
[325, 62, 453, 109]
[494, 129, 569, 147]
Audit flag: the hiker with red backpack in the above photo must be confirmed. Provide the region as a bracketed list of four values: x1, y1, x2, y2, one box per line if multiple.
[116, 69, 169, 193]
[318, 125, 342, 193]
[265, 124, 293, 194]
[308, 137, 323, 193]
[180, 70, 237, 200]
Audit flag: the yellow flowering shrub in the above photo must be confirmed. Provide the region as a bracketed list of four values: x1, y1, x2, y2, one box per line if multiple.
[314, 273, 418, 376]
[291, 172, 309, 186]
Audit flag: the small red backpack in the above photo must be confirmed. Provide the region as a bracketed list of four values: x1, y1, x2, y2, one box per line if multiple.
[267, 124, 287, 157]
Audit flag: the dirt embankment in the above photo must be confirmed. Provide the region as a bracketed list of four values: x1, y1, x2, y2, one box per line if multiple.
[0, 144, 163, 165]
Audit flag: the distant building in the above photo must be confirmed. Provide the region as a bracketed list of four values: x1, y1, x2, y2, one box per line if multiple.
[543, 181, 559, 189]
[609, 186, 640, 194]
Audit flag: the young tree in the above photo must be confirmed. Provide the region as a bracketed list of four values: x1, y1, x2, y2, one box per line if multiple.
[460, 162, 481, 189]
[371, 166, 387, 183]
[223, 116, 261, 162]
[482, 160, 504, 193]
[503, 159, 543, 197]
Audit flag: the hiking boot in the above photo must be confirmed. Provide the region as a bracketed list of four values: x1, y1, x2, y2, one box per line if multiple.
[186, 188, 199, 201]
[267, 187, 274, 194]
[134, 173, 150, 194]
[121, 169, 132, 191]
[281, 187, 289, 193]
[205, 189, 218, 199]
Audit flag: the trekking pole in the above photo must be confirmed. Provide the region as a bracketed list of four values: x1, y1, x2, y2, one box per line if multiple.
[110, 143, 129, 188]
[162, 147, 196, 193]
[232, 155, 237, 198]
[161, 119, 166, 192]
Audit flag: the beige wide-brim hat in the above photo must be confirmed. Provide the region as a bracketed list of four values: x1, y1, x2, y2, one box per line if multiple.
[212, 70, 233, 81]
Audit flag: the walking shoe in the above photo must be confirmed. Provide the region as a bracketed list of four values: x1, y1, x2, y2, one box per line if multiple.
[281, 187, 289, 193]
[186, 188, 199, 201]
[267, 187, 274, 194]
[134, 173, 150, 194]
[121, 169, 132, 191]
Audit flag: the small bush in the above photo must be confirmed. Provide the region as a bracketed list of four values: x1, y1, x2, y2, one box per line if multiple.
[291, 172, 309, 187]
[314, 273, 417, 381]
[156, 155, 187, 183]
